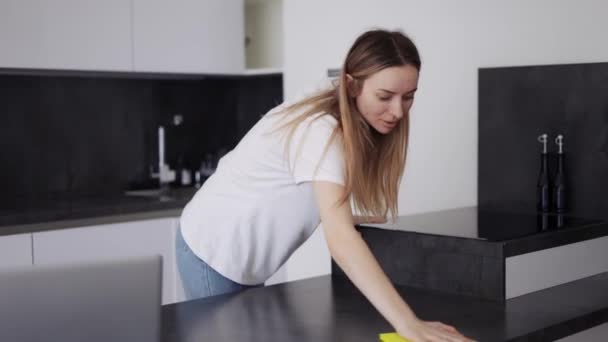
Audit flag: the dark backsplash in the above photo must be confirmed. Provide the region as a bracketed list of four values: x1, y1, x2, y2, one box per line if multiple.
[0, 70, 282, 201]
[478, 62, 608, 220]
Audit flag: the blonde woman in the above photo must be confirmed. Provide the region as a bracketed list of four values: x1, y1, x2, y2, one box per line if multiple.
[177, 29, 473, 342]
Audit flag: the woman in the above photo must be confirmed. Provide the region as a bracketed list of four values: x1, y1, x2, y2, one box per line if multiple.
[177, 29, 473, 342]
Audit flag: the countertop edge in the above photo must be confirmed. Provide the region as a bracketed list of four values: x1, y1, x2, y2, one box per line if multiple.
[0, 208, 183, 236]
[357, 222, 608, 258]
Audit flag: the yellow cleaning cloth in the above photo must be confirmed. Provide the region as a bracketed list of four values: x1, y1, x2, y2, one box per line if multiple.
[379, 332, 412, 342]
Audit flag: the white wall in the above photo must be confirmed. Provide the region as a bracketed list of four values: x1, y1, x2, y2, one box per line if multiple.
[279, 0, 608, 285]
[283, 0, 608, 215]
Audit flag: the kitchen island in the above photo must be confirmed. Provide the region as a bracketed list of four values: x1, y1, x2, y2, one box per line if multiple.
[160, 273, 608, 342]
[3, 199, 607, 340]
[350, 207, 608, 301]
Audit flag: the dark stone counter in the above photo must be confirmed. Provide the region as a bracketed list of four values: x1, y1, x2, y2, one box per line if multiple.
[0, 187, 197, 236]
[357, 207, 607, 257]
[161, 273, 608, 342]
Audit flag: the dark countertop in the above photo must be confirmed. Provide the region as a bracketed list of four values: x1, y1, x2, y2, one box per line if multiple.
[0, 187, 197, 236]
[161, 273, 608, 342]
[359, 206, 608, 257]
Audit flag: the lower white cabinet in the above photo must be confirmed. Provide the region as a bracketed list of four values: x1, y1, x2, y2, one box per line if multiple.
[0, 233, 33, 268]
[32, 217, 185, 305]
[8, 218, 331, 302]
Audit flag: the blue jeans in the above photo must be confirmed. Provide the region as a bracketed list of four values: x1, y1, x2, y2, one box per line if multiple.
[176, 225, 259, 300]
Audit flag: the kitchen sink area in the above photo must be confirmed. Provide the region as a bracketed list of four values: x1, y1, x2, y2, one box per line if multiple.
[0, 187, 198, 235]
[124, 186, 198, 202]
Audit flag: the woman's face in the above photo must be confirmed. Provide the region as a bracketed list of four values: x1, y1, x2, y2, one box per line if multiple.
[353, 64, 419, 135]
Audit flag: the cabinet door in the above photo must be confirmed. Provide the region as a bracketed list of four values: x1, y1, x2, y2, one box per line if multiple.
[0, 0, 132, 71]
[0, 233, 33, 268]
[132, 0, 245, 74]
[32, 218, 180, 304]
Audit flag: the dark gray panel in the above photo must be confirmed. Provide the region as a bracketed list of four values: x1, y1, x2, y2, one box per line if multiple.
[478, 62, 608, 220]
[0, 71, 282, 201]
[350, 227, 504, 300]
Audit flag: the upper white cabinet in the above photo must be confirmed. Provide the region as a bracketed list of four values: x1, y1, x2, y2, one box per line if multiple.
[245, 0, 283, 70]
[0, 0, 132, 71]
[0, 0, 249, 74]
[132, 0, 245, 74]
[0, 233, 33, 268]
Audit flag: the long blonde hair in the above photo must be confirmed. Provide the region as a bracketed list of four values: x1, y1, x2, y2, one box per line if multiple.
[274, 29, 421, 218]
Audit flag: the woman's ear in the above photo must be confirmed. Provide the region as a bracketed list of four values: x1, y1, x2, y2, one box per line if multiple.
[345, 74, 361, 97]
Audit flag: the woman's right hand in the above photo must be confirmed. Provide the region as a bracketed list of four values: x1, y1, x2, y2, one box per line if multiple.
[396, 318, 475, 342]
[312, 182, 474, 342]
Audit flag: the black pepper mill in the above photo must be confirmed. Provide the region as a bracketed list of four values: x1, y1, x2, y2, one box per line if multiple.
[553, 134, 567, 213]
[537, 134, 551, 212]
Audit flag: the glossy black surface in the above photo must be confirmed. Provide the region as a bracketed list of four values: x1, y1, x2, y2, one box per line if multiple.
[359, 207, 603, 242]
[477, 210, 599, 241]
[161, 274, 608, 342]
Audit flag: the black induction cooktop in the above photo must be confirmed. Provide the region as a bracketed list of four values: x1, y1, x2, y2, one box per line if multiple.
[476, 210, 602, 241]
[359, 207, 604, 242]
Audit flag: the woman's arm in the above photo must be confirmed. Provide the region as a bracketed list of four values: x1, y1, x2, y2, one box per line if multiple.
[312, 181, 473, 342]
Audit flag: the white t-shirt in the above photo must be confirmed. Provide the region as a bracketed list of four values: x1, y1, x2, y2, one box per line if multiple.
[179, 101, 345, 285]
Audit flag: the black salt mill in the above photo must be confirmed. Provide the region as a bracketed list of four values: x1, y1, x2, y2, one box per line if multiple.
[553, 134, 567, 213]
[537, 134, 551, 212]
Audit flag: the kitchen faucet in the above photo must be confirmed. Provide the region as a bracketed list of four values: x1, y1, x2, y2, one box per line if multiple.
[150, 125, 175, 187]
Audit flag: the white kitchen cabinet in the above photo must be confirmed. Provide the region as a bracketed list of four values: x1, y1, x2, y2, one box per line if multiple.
[132, 0, 245, 74]
[0, 233, 33, 268]
[0, 0, 132, 71]
[245, 0, 283, 70]
[32, 217, 185, 305]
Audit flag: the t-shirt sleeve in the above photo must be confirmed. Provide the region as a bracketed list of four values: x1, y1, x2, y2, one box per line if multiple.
[289, 114, 345, 186]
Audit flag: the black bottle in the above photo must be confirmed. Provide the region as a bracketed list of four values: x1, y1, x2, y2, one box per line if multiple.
[537, 134, 551, 212]
[553, 134, 567, 213]
[173, 156, 184, 187]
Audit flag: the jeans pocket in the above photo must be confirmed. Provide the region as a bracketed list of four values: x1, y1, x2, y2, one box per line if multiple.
[202, 262, 213, 296]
